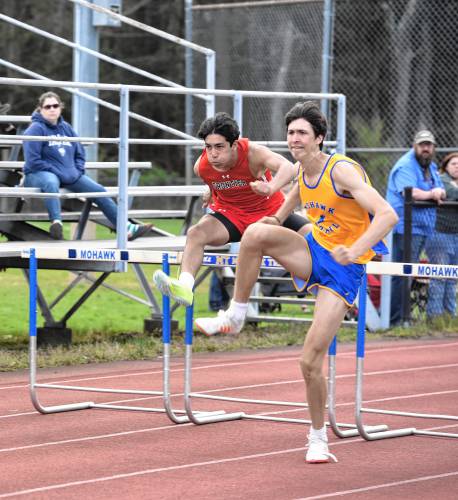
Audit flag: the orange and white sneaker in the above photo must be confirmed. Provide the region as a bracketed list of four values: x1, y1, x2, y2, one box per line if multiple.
[305, 434, 338, 464]
[195, 309, 244, 336]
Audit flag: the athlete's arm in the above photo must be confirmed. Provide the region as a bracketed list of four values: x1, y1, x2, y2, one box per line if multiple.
[258, 183, 301, 226]
[247, 143, 297, 196]
[331, 162, 398, 265]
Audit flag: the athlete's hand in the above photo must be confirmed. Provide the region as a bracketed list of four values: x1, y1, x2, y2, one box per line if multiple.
[258, 215, 281, 226]
[331, 245, 356, 265]
[250, 180, 272, 196]
[202, 186, 212, 208]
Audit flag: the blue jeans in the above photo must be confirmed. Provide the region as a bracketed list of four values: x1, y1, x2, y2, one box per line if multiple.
[390, 233, 428, 325]
[24, 171, 118, 226]
[208, 271, 230, 311]
[425, 232, 458, 318]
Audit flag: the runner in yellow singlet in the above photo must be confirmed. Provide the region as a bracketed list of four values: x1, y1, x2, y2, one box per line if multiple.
[195, 101, 398, 464]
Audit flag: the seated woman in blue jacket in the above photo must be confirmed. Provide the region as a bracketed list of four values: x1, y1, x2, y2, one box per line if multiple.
[23, 91, 151, 240]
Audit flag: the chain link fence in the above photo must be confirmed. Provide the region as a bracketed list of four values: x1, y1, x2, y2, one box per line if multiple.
[192, 0, 457, 193]
[192, 0, 324, 144]
[192, 0, 458, 324]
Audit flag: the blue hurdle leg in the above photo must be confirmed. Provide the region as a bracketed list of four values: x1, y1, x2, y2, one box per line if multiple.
[28, 248, 93, 414]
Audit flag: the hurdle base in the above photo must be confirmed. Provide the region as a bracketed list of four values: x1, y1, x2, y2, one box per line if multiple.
[144, 317, 179, 335]
[37, 326, 72, 348]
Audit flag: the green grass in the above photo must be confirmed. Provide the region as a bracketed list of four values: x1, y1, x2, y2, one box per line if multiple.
[0, 218, 457, 371]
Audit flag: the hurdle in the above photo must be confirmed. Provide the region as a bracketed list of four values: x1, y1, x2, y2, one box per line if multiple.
[25, 246, 223, 422]
[354, 261, 458, 440]
[23, 246, 457, 441]
[22, 244, 380, 436]
[160, 252, 387, 437]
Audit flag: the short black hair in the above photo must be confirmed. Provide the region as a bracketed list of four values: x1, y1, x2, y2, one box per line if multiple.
[197, 112, 240, 145]
[285, 101, 327, 150]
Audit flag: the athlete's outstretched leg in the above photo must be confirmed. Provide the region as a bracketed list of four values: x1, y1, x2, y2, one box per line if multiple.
[195, 222, 310, 335]
[153, 215, 230, 306]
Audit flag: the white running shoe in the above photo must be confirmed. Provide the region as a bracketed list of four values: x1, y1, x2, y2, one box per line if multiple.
[195, 309, 244, 336]
[153, 270, 194, 307]
[305, 434, 338, 464]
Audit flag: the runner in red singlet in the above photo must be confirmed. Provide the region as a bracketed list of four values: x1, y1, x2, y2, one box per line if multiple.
[153, 112, 309, 306]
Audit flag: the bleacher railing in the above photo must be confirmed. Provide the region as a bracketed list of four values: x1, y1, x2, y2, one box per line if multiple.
[0, 76, 346, 252]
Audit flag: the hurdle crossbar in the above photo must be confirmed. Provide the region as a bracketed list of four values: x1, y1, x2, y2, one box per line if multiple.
[24, 247, 458, 281]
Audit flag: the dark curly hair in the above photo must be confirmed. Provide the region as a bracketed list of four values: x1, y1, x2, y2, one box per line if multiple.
[285, 101, 327, 150]
[197, 112, 240, 145]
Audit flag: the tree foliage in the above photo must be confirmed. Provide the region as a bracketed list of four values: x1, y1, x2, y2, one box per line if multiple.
[0, 0, 187, 172]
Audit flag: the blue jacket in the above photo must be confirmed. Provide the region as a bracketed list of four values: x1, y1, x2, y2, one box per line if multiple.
[23, 112, 85, 185]
[386, 149, 443, 235]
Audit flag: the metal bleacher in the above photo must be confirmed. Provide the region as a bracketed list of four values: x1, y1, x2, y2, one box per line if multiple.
[0, 1, 354, 345]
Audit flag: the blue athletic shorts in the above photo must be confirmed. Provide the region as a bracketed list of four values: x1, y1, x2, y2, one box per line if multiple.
[292, 233, 365, 307]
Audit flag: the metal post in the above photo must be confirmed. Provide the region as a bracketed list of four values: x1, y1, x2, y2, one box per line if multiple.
[380, 230, 393, 329]
[402, 187, 413, 324]
[72, 0, 99, 164]
[205, 52, 216, 117]
[184, 0, 194, 188]
[336, 95, 346, 154]
[233, 93, 243, 135]
[116, 86, 129, 252]
[320, 0, 334, 120]
[184, 303, 244, 425]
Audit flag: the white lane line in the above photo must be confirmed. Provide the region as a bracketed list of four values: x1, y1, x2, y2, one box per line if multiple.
[0, 444, 336, 498]
[0, 357, 296, 390]
[0, 422, 455, 499]
[0, 422, 188, 453]
[294, 471, 458, 499]
[1, 391, 457, 455]
[1, 362, 457, 419]
[1, 341, 456, 391]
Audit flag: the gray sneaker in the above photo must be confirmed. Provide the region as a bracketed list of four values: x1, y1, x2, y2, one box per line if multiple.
[49, 222, 63, 240]
[128, 223, 153, 241]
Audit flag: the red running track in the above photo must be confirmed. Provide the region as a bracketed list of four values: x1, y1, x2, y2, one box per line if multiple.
[0, 338, 457, 499]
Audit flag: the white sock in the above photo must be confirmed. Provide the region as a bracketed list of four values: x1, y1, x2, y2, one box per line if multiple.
[52, 220, 62, 225]
[229, 300, 248, 320]
[310, 425, 327, 441]
[179, 272, 194, 290]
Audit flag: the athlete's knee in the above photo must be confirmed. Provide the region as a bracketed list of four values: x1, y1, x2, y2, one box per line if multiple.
[186, 223, 210, 245]
[242, 223, 270, 248]
[299, 348, 325, 383]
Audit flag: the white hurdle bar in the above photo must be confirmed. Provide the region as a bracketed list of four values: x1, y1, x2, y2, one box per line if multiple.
[355, 263, 458, 440]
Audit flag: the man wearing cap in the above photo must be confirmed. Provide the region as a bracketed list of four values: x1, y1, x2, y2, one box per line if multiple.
[386, 130, 445, 326]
